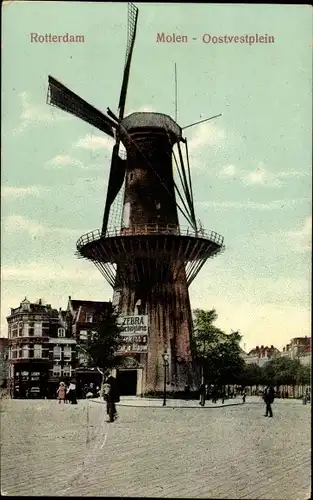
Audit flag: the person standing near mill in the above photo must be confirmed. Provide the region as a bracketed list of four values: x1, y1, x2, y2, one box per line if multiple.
[263, 385, 275, 417]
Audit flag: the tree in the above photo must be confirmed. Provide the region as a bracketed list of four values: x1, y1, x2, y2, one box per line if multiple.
[238, 363, 263, 389]
[297, 364, 310, 387]
[262, 357, 300, 389]
[83, 307, 123, 374]
[192, 309, 244, 386]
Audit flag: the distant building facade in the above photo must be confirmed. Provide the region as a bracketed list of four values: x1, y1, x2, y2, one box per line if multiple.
[242, 345, 280, 367]
[280, 336, 311, 366]
[7, 298, 76, 398]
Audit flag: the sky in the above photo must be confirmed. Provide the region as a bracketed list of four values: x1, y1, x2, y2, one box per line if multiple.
[1, 2, 312, 351]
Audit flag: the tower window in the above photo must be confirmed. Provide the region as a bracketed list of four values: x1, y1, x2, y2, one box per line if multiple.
[122, 202, 130, 228]
[58, 328, 65, 338]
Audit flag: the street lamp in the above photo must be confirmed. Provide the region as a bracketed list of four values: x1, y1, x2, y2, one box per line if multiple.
[162, 352, 170, 406]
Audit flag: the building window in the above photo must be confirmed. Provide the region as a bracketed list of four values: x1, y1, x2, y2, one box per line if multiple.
[18, 323, 23, 337]
[12, 350, 17, 359]
[21, 299, 30, 311]
[53, 346, 61, 360]
[22, 346, 29, 358]
[34, 322, 42, 336]
[79, 330, 88, 340]
[85, 314, 93, 323]
[58, 328, 65, 338]
[18, 348, 23, 358]
[63, 346, 71, 361]
[23, 323, 29, 336]
[53, 365, 61, 377]
[34, 344, 42, 359]
[63, 366, 71, 378]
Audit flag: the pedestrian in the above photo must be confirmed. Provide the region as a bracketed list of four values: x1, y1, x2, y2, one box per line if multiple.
[102, 372, 120, 420]
[211, 385, 218, 404]
[67, 379, 77, 404]
[242, 389, 246, 403]
[199, 382, 206, 406]
[222, 387, 226, 404]
[57, 382, 66, 404]
[263, 385, 275, 417]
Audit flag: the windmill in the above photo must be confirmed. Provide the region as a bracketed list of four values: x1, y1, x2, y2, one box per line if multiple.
[47, 3, 225, 393]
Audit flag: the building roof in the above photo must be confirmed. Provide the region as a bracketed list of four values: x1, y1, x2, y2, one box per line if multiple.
[247, 345, 279, 356]
[8, 299, 59, 318]
[290, 336, 311, 344]
[70, 300, 111, 311]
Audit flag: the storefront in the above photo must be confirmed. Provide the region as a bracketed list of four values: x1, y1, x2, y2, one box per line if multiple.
[13, 365, 49, 398]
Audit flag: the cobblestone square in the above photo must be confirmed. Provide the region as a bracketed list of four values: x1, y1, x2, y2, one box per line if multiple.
[0, 397, 311, 498]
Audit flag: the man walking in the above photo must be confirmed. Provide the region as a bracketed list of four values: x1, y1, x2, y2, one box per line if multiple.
[102, 372, 120, 421]
[199, 382, 206, 406]
[263, 385, 275, 417]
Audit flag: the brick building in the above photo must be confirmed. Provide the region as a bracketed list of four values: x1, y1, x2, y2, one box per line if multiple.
[0, 338, 9, 388]
[62, 297, 112, 395]
[7, 298, 76, 398]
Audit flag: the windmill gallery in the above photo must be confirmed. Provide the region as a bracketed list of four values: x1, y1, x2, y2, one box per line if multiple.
[46, 3, 225, 394]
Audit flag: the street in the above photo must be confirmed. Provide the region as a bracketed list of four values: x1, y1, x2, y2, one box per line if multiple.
[0, 397, 311, 498]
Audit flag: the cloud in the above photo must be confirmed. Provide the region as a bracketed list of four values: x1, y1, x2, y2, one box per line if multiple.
[75, 134, 114, 152]
[218, 164, 237, 179]
[196, 198, 305, 211]
[13, 92, 71, 135]
[277, 170, 310, 179]
[242, 164, 310, 188]
[3, 216, 45, 236]
[1, 185, 48, 199]
[187, 122, 225, 154]
[285, 216, 312, 253]
[2, 215, 79, 238]
[243, 163, 282, 187]
[1, 260, 104, 282]
[45, 154, 87, 170]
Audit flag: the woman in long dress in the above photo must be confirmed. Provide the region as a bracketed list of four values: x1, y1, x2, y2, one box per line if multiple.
[57, 382, 66, 404]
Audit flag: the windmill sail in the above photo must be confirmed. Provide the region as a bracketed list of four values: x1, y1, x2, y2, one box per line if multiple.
[118, 2, 139, 119]
[47, 76, 116, 137]
[101, 2, 139, 236]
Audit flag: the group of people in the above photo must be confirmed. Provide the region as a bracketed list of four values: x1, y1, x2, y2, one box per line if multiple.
[56, 379, 77, 404]
[198, 383, 278, 417]
[56, 373, 120, 421]
[198, 384, 247, 406]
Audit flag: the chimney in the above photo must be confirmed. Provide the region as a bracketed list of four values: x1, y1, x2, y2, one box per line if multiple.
[38, 299, 42, 305]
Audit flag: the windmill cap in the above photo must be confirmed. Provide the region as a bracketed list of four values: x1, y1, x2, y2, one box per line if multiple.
[121, 112, 182, 142]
